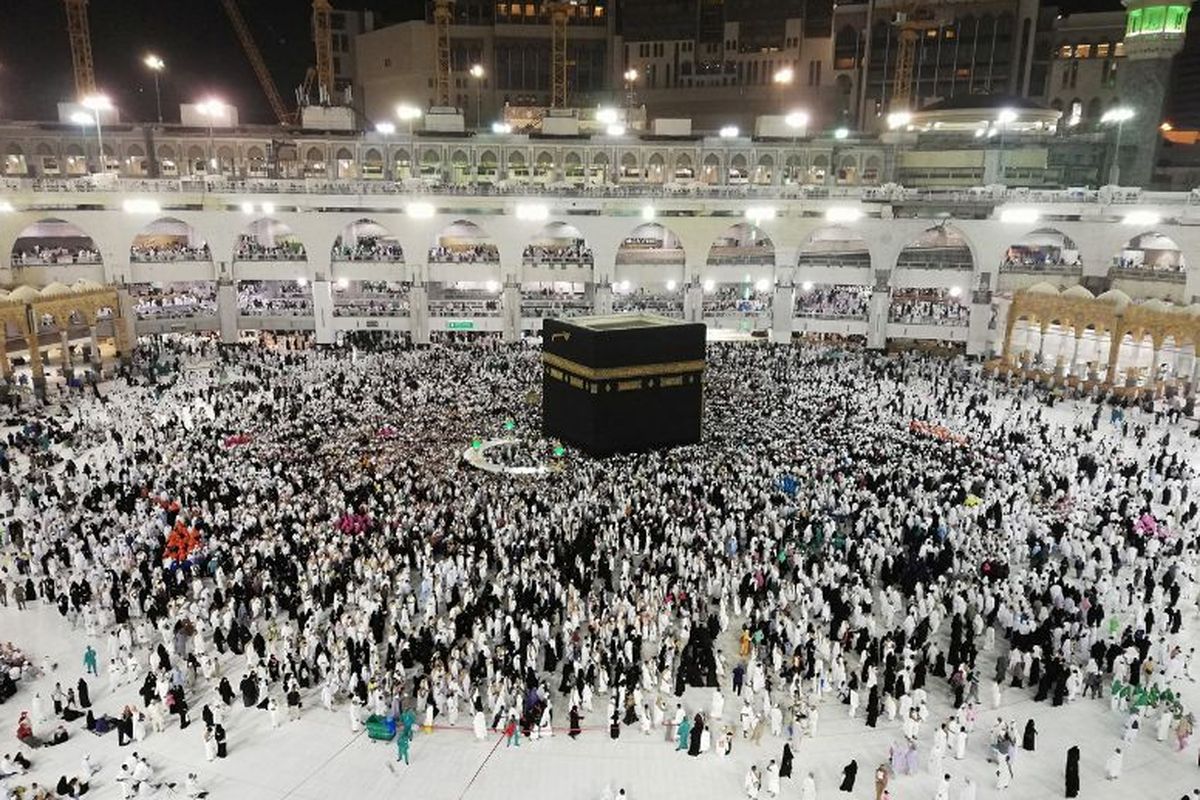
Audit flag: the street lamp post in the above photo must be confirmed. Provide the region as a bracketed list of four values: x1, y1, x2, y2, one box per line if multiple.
[623, 68, 638, 121]
[80, 94, 112, 174]
[396, 104, 422, 181]
[1102, 107, 1135, 186]
[375, 121, 396, 181]
[785, 110, 809, 184]
[143, 55, 165, 124]
[469, 64, 485, 130]
[198, 99, 226, 176]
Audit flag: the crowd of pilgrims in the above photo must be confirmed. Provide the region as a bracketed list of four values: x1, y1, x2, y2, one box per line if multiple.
[2, 332, 1200, 799]
[10, 247, 101, 267]
[128, 244, 212, 264]
[888, 290, 970, 326]
[330, 237, 405, 263]
[130, 285, 217, 321]
[793, 287, 871, 320]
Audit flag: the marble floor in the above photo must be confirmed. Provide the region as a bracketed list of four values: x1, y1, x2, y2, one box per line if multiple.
[4, 593, 1200, 800]
[3, 396, 1200, 799]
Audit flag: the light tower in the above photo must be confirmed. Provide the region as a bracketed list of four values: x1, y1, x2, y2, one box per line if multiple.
[1115, 0, 1192, 186]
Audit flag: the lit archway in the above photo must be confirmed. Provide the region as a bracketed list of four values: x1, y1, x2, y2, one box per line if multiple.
[706, 223, 775, 267]
[523, 222, 592, 267]
[11, 219, 101, 267]
[430, 219, 499, 265]
[896, 224, 974, 271]
[332, 219, 404, 263]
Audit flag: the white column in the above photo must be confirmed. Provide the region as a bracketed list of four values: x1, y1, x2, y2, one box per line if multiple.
[966, 291, 991, 357]
[593, 284, 614, 315]
[217, 283, 238, 344]
[410, 284, 430, 345]
[89, 325, 102, 373]
[770, 283, 795, 345]
[501, 282, 521, 343]
[867, 287, 889, 350]
[1068, 334, 1082, 379]
[312, 280, 335, 345]
[683, 283, 704, 324]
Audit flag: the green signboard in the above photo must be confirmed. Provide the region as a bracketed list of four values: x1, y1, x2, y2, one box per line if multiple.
[447, 320, 475, 331]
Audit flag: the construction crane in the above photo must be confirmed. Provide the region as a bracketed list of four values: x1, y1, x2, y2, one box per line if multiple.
[548, 1, 571, 108]
[220, 0, 292, 125]
[890, 0, 948, 112]
[312, 0, 335, 103]
[63, 0, 96, 97]
[434, 0, 454, 107]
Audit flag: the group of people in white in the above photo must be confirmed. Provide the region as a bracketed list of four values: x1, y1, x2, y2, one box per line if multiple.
[427, 244, 499, 265]
[0, 331, 1198, 800]
[889, 289, 969, 326]
[129, 244, 211, 264]
[793, 286, 871, 319]
[11, 247, 101, 267]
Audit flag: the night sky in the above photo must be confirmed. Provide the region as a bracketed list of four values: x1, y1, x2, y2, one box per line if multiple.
[0, 0, 423, 124]
[0, 0, 1125, 125]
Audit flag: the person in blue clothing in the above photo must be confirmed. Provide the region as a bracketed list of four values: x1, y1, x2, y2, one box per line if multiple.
[396, 730, 411, 765]
[400, 707, 417, 740]
[82, 646, 98, 677]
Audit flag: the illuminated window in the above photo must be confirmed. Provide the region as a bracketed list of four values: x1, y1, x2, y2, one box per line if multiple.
[525, 3, 535, 17]
[1115, 41, 1125, 57]
[1096, 42, 1110, 58]
[1059, 45, 1072, 58]
[1076, 44, 1091, 58]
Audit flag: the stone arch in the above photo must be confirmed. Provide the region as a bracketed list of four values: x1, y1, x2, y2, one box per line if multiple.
[430, 219, 499, 264]
[896, 223, 975, 271]
[1001, 227, 1080, 271]
[335, 147, 354, 162]
[1109, 231, 1186, 277]
[333, 218, 404, 263]
[616, 222, 686, 266]
[796, 226, 873, 269]
[592, 151, 609, 166]
[11, 218, 102, 266]
[234, 218, 307, 262]
[130, 218, 212, 263]
[707, 222, 775, 267]
[524, 221, 592, 266]
[480, 150, 498, 166]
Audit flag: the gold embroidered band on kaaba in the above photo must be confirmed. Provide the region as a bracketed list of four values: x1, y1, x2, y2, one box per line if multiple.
[543, 353, 705, 394]
[542, 353, 706, 380]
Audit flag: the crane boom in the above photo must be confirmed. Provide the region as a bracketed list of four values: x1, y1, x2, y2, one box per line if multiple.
[220, 0, 292, 125]
[63, 0, 96, 97]
[312, 0, 335, 102]
[549, 1, 569, 108]
[434, 0, 454, 107]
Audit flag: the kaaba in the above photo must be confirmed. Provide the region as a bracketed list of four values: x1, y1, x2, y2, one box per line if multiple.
[542, 314, 706, 456]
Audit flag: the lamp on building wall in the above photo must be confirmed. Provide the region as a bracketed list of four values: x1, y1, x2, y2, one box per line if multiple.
[469, 64, 485, 130]
[773, 66, 795, 115]
[623, 68, 639, 116]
